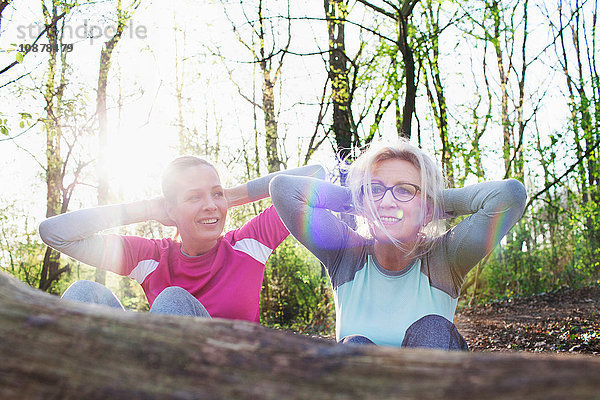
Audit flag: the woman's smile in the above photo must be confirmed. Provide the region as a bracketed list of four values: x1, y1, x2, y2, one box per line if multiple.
[197, 217, 220, 225]
[380, 215, 402, 225]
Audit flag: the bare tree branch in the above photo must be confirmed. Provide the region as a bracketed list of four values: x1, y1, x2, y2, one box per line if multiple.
[354, 0, 396, 19]
[525, 137, 600, 212]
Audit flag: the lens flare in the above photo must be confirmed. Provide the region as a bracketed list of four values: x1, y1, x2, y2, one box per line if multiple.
[485, 210, 509, 253]
[396, 209, 404, 220]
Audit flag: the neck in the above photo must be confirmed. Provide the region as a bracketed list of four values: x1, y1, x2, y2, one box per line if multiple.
[373, 240, 417, 272]
[180, 239, 217, 257]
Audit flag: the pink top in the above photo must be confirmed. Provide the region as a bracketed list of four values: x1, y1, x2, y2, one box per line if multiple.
[112, 206, 288, 323]
[39, 165, 325, 322]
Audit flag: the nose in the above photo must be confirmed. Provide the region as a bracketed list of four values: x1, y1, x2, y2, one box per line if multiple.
[202, 195, 217, 211]
[378, 189, 398, 207]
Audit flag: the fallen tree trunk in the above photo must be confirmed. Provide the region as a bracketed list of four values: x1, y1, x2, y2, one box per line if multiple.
[1, 271, 599, 399]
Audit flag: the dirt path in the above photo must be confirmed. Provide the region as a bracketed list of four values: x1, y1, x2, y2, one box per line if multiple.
[455, 284, 600, 354]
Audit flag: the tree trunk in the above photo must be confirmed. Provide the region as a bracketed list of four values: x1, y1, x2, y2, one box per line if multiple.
[1, 271, 599, 399]
[257, 0, 284, 173]
[39, 0, 69, 293]
[0, 0, 11, 31]
[174, 19, 186, 154]
[325, 0, 356, 229]
[95, 0, 129, 286]
[489, 0, 512, 178]
[325, 0, 353, 161]
[421, 0, 453, 186]
[262, 69, 280, 173]
[396, 0, 419, 139]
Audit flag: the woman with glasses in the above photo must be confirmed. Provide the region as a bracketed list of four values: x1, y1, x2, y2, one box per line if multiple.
[270, 139, 526, 349]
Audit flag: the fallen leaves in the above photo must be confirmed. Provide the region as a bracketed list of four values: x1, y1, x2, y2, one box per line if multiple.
[455, 284, 600, 354]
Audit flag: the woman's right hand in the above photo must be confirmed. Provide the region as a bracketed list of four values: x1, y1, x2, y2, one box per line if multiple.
[146, 197, 176, 226]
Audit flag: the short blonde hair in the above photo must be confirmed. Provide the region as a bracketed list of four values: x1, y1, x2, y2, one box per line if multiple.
[346, 138, 445, 254]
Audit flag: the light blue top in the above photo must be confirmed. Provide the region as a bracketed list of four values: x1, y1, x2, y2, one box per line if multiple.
[336, 257, 457, 345]
[271, 175, 527, 346]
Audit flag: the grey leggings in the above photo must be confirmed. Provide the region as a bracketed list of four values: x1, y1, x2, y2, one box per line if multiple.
[340, 314, 468, 350]
[61, 280, 211, 318]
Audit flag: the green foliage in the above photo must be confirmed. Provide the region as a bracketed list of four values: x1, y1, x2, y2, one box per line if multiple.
[462, 187, 600, 305]
[0, 115, 8, 136]
[116, 275, 150, 312]
[50, 262, 150, 311]
[0, 204, 46, 288]
[260, 237, 335, 337]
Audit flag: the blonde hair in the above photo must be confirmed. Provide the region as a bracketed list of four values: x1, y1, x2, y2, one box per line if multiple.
[161, 156, 218, 204]
[346, 138, 445, 255]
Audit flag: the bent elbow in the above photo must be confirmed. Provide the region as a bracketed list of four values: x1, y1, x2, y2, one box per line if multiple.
[38, 217, 64, 249]
[307, 164, 326, 180]
[38, 218, 54, 246]
[269, 175, 287, 206]
[505, 179, 528, 214]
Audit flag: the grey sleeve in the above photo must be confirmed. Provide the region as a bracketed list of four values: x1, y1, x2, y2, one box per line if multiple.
[270, 175, 367, 286]
[38, 205, 131, 270]
[246, 164, 326, 201]
[431, 179, 527, 285]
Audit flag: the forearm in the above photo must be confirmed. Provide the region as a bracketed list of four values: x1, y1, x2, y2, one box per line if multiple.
[442, 179, 527, 277]
[227, 164, 326, 208]
[270, 174, 362, 274]
[38, 201, 150, 267]
[271, 175, 354, 214]
[442, 179, 527, 219]
[40, 202, 149, 242]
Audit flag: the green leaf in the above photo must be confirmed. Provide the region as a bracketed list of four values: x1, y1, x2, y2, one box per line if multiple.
[19, 121, 24, 128]
[16, 52, 23, 64]
[0, 126, 8, 136]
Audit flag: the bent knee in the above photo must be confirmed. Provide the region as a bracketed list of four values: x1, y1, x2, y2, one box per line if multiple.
[156, 286, 192, 299]
[340, 334, 376, 345]
[62, 280, 105, 299]
[408, 314, 454, 333]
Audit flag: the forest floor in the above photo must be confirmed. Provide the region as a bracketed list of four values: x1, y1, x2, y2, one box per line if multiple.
[454, 284, 600, 354]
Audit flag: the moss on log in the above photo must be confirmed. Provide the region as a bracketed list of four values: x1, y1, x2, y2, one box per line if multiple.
[1, 271, 599, 399]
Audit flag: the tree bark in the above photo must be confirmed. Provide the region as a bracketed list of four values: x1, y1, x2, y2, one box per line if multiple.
[325, 0, 353, 161]
[396, 1, 418, 139]
[1, 271, 600, 399]
[39, 0, 70, 293]
[95, 0, 132, 286]
[0, 0, 11, 31]
[421, 0, 453, 186]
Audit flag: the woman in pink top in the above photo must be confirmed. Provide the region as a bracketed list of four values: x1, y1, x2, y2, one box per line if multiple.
[39, 156, 324, 321]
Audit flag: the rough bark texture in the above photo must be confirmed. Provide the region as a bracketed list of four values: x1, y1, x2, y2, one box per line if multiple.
[1, 271, 599, 400]
[325, 0, 353, 161]
[95, 0, 128, 286]
[39, 1, 69, 293]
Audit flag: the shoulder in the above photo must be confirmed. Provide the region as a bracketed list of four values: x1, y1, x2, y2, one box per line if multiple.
[121, 235, 173, 248]
[327, 235, 371, 288]
[229, 205, 288, 244]
[120, 235, 175, 258]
